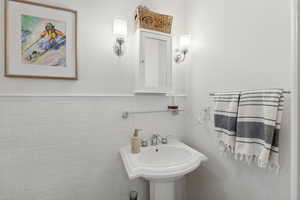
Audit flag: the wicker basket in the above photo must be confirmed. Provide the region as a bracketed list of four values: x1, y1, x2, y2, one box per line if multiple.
[134, 7, 173, 34]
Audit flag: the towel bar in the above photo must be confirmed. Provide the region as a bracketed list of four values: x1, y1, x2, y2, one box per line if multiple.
[209, 90, 291, 96]
[122, 109, 184, 119]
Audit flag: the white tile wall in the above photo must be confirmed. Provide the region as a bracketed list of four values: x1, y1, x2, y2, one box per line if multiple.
[0, 97, 186, 200]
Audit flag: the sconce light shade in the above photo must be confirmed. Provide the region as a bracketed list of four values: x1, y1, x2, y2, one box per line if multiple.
[179, 34, 191, 51]
[113, 18, 127, 56]
[113, 19, 127, 40]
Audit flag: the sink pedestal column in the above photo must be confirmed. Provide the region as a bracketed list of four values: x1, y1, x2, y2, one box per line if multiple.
[150, 181, 175, 200]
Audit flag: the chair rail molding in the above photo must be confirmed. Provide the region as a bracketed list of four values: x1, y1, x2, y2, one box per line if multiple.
[0, 93, 187, 97]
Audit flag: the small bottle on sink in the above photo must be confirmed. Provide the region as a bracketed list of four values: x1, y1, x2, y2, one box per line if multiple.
[131, 129, 141, 153]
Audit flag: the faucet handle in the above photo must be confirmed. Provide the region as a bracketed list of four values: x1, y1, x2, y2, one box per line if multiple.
[161, 135, 171, 144]
[161, 135, 174, 144]
[141, 139, 148, 147]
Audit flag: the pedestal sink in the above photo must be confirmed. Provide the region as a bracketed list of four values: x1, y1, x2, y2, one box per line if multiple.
[120, 140, 208, 200]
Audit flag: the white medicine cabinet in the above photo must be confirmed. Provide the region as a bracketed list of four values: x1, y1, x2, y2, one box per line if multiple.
[134, 29, 172, 94]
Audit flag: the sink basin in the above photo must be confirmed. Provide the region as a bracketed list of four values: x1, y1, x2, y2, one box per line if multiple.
[120, 140, 207, 180]
[137, 145, 192, 166]
[120, 140, 208, 200]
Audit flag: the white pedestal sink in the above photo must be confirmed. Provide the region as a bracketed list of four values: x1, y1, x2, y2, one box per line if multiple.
[120, 140, 208, 200]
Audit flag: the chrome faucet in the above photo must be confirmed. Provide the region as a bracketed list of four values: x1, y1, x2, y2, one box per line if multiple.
[151, 134, 161, 146]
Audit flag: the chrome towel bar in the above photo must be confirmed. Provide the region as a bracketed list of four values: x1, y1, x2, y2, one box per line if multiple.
[209, 90, 291, 96]
[122, 109, 184, 119]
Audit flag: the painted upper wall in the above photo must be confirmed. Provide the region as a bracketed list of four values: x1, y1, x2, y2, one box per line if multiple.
[184, 0, 293, 200]
[0, 0, 187, 94]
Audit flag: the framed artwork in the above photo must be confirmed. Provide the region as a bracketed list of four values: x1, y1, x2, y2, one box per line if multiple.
[4, 0, 78, 80]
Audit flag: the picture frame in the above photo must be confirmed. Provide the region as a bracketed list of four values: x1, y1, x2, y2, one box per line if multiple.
[4, 0, 78, 80]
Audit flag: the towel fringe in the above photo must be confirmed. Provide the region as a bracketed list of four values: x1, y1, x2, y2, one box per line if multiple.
[218, 141, 235, 154]
[218, 142, 280, 173]
[233, 153, 280, 173]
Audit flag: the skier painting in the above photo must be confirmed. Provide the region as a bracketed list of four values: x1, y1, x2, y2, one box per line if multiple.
[40, 23, 65, 51]
[21, 14, 67, 67]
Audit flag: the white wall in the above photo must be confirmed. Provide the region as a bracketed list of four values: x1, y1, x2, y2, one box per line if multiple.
[292, 0, 298, 199]
[0, 0, 187, 200]
[0, 0, 295, 199]
[184, 0, 293, 200]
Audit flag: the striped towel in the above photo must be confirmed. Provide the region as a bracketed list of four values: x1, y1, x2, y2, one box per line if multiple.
[214, 92, 241, 153]
[235, 89, 284, 171]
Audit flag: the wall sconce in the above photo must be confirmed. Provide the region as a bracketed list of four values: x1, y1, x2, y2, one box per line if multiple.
[113, 18, 127, 56]
[174, 34, 191, 63]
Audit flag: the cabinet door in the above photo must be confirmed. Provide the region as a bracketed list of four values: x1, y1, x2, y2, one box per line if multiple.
[137, 31, 172, 93]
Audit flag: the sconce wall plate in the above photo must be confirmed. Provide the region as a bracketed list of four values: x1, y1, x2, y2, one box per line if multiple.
[174, 49, 188, 63]
[174, 34, 191, 64]
[114, 38, 125, 56]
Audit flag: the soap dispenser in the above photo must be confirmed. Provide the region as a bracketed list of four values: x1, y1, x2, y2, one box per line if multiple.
[131, 129, 141, 153]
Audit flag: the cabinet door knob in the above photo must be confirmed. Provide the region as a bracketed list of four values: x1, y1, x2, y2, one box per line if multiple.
[141, 60, 145, 64]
